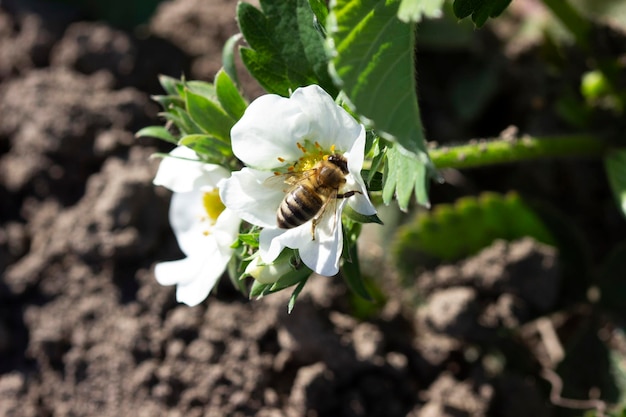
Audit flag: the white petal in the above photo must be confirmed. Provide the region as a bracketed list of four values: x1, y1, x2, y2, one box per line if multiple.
[153, 249, 227, 307]
[213, 208, 242, 244]
[231, 85, 364, 169]
[174, 256, 226, 306]
[259, 205, 344, 277]
[154, 219, 238, 306]
[153, 256, 220, 306]
[290, 85, 362, 153]
[259, 227, 294, 263]
[154, 146, 230, 193]
[343, 128, 377, 216]
[219, 168, 283, 228]
[296, 202, 344, 276]
[168, 190, 211, 256]
[231, 95, 306, 169]
[152, 146, 230, 193]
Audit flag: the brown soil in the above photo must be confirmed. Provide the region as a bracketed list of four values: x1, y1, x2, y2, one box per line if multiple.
[0, 0, 617, 416]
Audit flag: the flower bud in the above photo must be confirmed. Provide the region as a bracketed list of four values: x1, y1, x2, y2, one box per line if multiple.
[245, 253, 293, 284]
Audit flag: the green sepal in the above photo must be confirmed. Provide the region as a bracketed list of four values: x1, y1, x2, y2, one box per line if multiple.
[249, 264, 311, 298]
[235, 232, 260, 249]
[343, 204, 383, 225]
[183, 80, 217, 100]
[135, 126, 177, 144]
[178, 134, 233, 162]
[215, 68, 248, 121]
[151, 94, 184, 110]
[158, 74, 182, 96]
[184, 89, 235, 142]
[163, 107, 203, 136]
[227, 254, 248, 295]
[288, 276, 309, 313]
[222, 33, 242, 87]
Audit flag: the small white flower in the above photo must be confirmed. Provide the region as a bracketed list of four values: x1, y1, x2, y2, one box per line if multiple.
[153, 146, 240, 306]
[220, 85, 376, 277]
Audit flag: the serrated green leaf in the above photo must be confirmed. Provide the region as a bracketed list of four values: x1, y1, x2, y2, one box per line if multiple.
[328, 0, 432, 209]
[605, 148, 626, 219]
[135, 126, 177, 144]
[184, 89, 235, 142]
[327, 0, 428, 156]
[222, 33, 242, 87]
[237, 0, 336, 96]
[383, 143, 430, 210]
[452, 0, 511, 27]
[398, 0, 445, 22]
[215, 69, 248, 121]
[393, 192, 557, 271]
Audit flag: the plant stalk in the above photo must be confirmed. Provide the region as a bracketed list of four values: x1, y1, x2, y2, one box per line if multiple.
[429, 134, 608, 170]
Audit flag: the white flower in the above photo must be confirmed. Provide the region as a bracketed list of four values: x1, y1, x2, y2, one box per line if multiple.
[153, 146, 240, 306]
[220, 85, 376, 277]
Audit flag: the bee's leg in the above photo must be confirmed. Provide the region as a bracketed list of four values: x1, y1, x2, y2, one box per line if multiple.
[337, 190, 362, 199]
[310, 217, 319, 241]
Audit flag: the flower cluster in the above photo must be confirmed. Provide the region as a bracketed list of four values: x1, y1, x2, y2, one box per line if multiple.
[150, 85, 377, 306]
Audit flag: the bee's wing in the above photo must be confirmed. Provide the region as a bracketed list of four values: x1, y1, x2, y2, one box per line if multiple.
[264, 169, 318, 191]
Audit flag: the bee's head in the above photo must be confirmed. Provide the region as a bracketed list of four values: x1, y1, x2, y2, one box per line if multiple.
[327, 154, 349, 174]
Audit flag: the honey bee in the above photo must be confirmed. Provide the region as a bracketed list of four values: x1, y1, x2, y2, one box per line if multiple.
[273, 154, 360, 239]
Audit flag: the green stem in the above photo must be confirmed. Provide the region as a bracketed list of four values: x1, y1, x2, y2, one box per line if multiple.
[429, 134, 608, 170]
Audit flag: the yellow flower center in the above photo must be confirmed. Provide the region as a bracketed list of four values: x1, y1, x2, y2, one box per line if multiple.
[277, 141, 337, 173]
[202, 189, 226, 226]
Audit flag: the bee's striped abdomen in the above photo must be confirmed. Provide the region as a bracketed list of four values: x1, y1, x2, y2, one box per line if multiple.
[277, 184, 324, 229]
